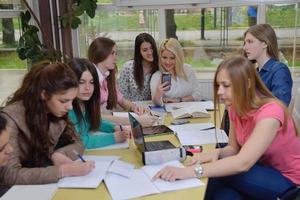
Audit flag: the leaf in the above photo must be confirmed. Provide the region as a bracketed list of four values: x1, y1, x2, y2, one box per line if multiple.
[71, 16, 81, 29]
[60, 15, 68, 28]
[81, 0, 97, 18]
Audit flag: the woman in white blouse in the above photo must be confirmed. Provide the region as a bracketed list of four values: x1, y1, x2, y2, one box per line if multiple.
[150, 38, 203, 106]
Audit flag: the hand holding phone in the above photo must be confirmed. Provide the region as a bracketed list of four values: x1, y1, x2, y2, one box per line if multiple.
[161, 72, 171, 91]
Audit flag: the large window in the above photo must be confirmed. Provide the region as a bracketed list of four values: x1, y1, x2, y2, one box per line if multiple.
[78, 2, 299, 76]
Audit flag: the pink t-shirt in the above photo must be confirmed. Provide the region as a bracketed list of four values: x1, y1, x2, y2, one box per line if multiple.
[229, 102, 300, 184]
[95, 66, 123, 107]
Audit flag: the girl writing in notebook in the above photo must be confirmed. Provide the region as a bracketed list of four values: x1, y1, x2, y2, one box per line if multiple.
[68, 58, 130, 149]
[153, 56, 300, 199]
[0, 62, 95, 186]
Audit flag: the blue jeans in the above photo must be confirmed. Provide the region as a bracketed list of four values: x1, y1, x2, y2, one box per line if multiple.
[204, 164, 296, 200]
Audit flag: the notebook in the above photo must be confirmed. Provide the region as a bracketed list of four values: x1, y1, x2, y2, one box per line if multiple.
[128, 113, 175, 152]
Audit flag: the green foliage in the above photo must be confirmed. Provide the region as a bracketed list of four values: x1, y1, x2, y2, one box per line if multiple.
[16, 11, 61, 64]
[0, 51, 26, 69]
[60, 0, 97, 29]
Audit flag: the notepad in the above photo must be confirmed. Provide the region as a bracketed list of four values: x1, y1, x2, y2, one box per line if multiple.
[1, 184, 58, 200]
[58, 160, 112, 188]
[165, 101, 214, 112]
[171, 106, 210, 119]
[105, 160, 204, 200]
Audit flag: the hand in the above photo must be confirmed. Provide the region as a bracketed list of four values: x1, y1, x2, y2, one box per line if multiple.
[152, 166, 194, 182]
[163, 97, 180, 103]
[155, 81, 170, 97]
[51, 152, 73, 166]
[114, 130, 130, 143]
[186, 149, 220, 166]
[132, 104, 147, 115]
[60, 160, 95, 178]
[137, 114, 158, 127]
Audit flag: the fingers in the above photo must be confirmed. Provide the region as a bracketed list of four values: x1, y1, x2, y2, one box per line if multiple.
[152, 166, 178, 182]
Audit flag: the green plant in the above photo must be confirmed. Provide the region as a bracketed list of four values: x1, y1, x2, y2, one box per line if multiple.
[60, 0, 97, 29]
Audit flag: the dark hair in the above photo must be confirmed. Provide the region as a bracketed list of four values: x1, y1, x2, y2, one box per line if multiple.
[133, 33, 159, 90]
[0, 115, 7, 135]
[68, 58, 101, 131]
[6, 62, 78, 167]
[88, 37, 118, 109]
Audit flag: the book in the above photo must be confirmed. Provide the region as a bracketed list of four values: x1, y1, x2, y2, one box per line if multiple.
[171, 106, 210, 119]
[104, 160, 204, 200]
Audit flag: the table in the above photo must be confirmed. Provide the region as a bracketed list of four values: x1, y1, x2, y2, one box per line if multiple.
[52, 107, 224, 200]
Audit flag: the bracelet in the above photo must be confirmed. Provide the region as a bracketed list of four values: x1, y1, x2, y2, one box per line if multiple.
[194, 163, 203, 178]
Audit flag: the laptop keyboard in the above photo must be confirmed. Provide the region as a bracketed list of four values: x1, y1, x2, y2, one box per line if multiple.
[145, 141, 175, 151]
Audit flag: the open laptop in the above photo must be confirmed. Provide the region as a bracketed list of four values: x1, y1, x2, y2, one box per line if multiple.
[128, 113, 176, 152]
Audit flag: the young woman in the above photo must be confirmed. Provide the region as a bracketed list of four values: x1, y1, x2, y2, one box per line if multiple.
[243, 23, 293, 106]
[153, 56, 300, 199]
[150, 38, 203, 106]
[119, 33, 159, 101]
[68, 58, 130, 149]
[88, 37, 157, 126]
[0, 115, 13, 197]
[0, 62, 95, 186]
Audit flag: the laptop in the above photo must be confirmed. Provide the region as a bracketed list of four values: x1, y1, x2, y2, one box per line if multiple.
[128, 113, 176, 152]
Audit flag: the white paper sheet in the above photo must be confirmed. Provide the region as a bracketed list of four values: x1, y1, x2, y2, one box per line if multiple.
[1, 184, 58, 200]
[58, 161, 112, 188]
[142, 160, 204, 192]
[165, 101, 214, 112]
[105, 169, 159, 200]
[108, 160, 135, 178]
[169, 123, 228, 144]
[85, 141, 129, 151]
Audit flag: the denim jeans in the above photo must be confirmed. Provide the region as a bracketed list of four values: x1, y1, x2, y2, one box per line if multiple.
[204, 164, 296, 200]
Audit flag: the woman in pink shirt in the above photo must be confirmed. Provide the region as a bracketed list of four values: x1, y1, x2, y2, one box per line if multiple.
[153, 55, 300, 199]
[88, 37, 157, 126]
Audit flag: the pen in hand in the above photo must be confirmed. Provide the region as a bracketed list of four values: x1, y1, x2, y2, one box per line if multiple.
[119, 124, 123, 131]
[73, 150, 86, 162]
[200, 126, 215, 131]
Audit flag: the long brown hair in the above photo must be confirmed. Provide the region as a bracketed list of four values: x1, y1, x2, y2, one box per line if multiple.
[133, 33, 159, 90]
[68, 58, 101, 131]
[213, 55, 288, 131]
[6, 62, 78, 167]
[88, 37, 117, 109]
[244, 24, 279, 61]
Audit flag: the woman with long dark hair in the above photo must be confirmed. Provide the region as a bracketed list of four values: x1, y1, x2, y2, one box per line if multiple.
[0, 62, 94, 185]
[119, 33, 159, 101]
[68, 58, 129, 149]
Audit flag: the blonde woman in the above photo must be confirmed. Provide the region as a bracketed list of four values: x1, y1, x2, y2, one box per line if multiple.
[150, 38, 203, 106]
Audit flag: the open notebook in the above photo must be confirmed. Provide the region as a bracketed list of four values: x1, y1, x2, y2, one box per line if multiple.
[171, 106, 210, 119]
[105, 160, 204, 200]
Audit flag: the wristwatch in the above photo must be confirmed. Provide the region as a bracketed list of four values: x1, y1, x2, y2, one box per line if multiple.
[194, 163, 203, 178]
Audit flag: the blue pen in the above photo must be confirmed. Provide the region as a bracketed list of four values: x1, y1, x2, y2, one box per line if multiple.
[73, 150, 86, 162]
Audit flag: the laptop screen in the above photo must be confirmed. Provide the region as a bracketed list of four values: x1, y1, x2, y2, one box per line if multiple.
[128, 113, 145, 152]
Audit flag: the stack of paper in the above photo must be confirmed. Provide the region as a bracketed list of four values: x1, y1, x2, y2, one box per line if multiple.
[170, 106, 210, 119]
[105, 160, 204, 200]
[169, 123, 228, 145]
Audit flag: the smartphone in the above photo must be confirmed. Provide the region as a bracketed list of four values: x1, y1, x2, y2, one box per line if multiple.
[171, 119, 190, 125]
[161, 72, 171, 91]
[183, 145, 203, 153]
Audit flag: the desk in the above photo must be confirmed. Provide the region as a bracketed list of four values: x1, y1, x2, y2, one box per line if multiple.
[52, 107, 224, 200]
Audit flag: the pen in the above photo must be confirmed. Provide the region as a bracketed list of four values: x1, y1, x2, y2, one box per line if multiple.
[73, 150, 86, 162]
[119, 124, 123, 131]
[200, 126, 215, 131]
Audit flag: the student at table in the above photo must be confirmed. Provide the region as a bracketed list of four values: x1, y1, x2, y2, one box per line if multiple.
[0, 62, 95, 186]
[0, 115, 13, 196]
[243, 23, 293, 106]
[68, 58, 130, 149]
[153, 55, 300, 199]
[150, 38, 203, 106]
[119, 33, 159, 101]
[88, 37, 157, 127]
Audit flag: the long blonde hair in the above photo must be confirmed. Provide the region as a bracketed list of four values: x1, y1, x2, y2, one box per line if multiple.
[214, 55, 289, 132]
[158, 38, 187, 80]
